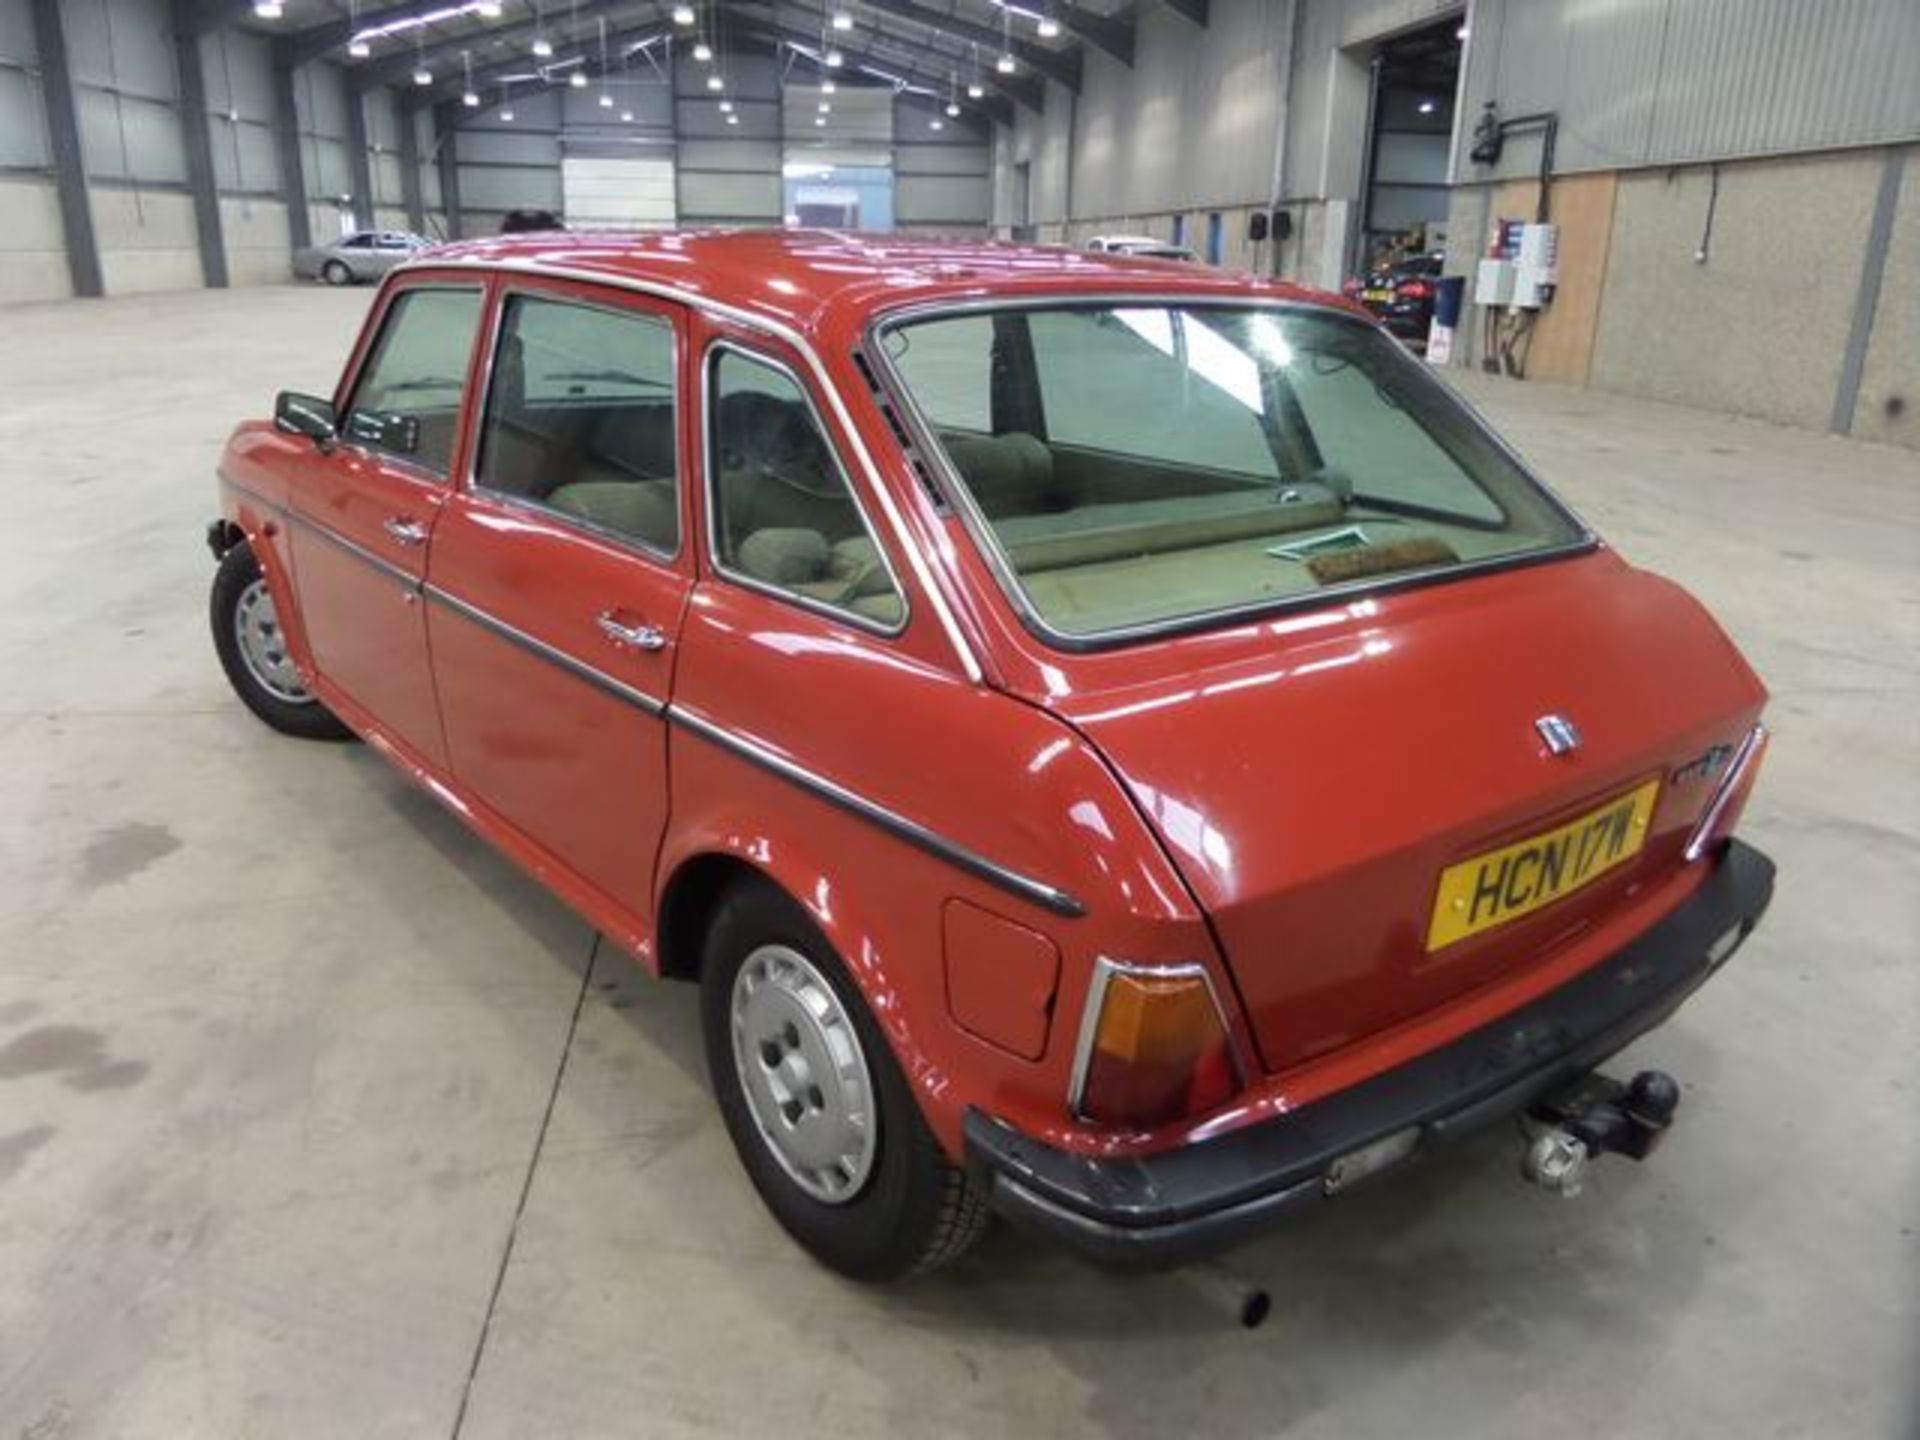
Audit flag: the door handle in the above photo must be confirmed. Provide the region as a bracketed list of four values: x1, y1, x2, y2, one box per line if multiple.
[383, 516, 428, 547]
[596, 611, 668, 652]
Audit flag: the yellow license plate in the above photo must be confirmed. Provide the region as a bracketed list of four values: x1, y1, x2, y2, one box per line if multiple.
[1427, 780, 1661, 951]
[1364, 288, 1395, 302]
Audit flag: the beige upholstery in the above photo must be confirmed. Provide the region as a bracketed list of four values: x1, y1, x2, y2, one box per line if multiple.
[738, 527, 832, 585]
[546, 479, 678, 551]
[997, 486, 1345, 573]
[942, 432, 1063, 516]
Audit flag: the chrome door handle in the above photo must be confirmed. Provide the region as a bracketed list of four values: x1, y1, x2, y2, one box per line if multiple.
[596, 612, 668, 652]
[383, 516, 428, 546]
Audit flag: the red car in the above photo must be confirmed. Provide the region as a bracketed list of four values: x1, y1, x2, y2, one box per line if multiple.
[206, 232, 1773, 1280]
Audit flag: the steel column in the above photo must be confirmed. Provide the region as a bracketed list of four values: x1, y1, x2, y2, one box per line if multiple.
[171, 2, 230, 287]
[28, 0, 104, 297]
[272, 61, 313, 250]
[434, 103, 463, 240]
[397, 105, 426, 232]
[345, 89, 377, 229]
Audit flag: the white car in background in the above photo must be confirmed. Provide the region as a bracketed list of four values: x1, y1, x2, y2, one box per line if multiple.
[292, 230, 430, 286]
[1085, 234, 1199, 262]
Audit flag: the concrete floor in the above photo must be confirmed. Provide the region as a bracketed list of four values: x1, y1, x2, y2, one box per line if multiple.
[1, 284, 1915, 1440]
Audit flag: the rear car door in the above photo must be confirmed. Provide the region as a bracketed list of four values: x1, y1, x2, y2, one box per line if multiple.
[425, 279, 691, 929]
[287, 280, 485, 771]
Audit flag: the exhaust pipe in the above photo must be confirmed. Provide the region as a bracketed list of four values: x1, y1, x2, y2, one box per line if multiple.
[1519, 1069, 1681, 1197]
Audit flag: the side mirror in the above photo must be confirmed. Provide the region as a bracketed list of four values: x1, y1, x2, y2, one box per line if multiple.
[275, 391, 336, 445]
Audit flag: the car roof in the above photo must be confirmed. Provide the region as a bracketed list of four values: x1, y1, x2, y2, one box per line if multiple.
[423, 229, 1355, 334]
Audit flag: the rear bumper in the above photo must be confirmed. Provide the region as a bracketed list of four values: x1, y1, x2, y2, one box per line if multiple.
[965, 839, 1775, 1271]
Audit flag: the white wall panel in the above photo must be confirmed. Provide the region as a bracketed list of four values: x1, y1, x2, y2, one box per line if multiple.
[93, 185, 200, 293]
[0, 0, 35, 63]
[220, 194, 290, 284]
[0, 174, 69, 303]
[0, 65, 48, 168]
[560, 155, 671, 227]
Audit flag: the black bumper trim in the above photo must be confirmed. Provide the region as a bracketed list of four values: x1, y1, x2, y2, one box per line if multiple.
[965, 839, 1775, 1270]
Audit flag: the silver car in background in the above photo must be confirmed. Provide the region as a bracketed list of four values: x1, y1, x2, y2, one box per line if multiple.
[292, 230, 430, 285]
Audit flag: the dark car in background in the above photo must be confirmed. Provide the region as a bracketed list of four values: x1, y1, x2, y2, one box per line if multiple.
[1344, 252, 1443, 349]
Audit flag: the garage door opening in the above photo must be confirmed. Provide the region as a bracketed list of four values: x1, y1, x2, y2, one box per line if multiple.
[1357, 16, 1463, 276]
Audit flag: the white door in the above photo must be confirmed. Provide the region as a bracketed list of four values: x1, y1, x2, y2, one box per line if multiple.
[561, 157, 677, 230]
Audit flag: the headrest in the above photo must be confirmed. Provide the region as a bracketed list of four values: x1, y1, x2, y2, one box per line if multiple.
[942, 432, 1057, 515]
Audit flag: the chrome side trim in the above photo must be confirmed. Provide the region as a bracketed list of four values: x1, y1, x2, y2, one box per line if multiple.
[1065, 957, 1244, 1121]
[287, 508, 420, 589]
[446, 255, 985, 684]
[1684, 723, 1767, 863]
[668, 704, 1085, 919]
[423, 582, 667, 717]
[700, 338, 911, 639]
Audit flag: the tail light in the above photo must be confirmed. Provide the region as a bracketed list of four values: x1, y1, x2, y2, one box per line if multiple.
[1069, 960, 1241, 1127]
[1685, 725, 1769, 862]
[1397, 279, 1433, 300]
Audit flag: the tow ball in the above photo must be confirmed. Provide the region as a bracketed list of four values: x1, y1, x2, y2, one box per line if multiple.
[1519, 1069, 1681, 1198]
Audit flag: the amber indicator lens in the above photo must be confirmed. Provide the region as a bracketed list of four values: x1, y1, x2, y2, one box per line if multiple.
[1078, 970, 1238, 1127]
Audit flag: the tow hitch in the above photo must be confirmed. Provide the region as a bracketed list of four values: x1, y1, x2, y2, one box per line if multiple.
[1519, 1069, 1680, 1198]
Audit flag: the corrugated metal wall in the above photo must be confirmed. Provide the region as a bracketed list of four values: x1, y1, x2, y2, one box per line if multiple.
[1460, 0, 1920, 179]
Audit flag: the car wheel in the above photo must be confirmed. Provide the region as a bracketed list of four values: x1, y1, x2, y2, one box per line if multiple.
[321, 260, 352, 286]
[209, 542, 353, 741]
[700, 879, 988, 1280]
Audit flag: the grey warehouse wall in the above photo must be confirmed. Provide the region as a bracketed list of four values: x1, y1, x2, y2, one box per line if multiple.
[0, 0, 68, 302]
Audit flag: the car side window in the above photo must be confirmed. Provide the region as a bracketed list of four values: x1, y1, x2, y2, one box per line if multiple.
[341, 287, 483, 477]
[707, 347, 905, 629]
[474, 293, 680, 554]
[341, 234, 373, 249]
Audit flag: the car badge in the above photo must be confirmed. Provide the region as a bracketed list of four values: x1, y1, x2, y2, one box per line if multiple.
[1535, 714, 1581, 757]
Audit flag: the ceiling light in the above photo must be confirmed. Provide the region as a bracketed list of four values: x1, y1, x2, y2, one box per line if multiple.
[693, 40, 712, 61]
[413, 65, 432, 85]
[725, 113, 739, 124]
[1456, 23, 1469, 39]
[967, 80, 984, 99]
[569, 70, 588, 87]
[531, 35, 553, 56]
[1037, 15, 1060, 37]
[500, 106, 514, 121]
[348, 37, 371, 57]
[831, 8, 853, 30]
[817, 100, 830, 113]
[718, 98, 733, 112]
[825, 47, 843, 67]
[706, 73, 724, 91]
[929, 117, 943, 130]
[463, 90, 480, 106]
[672, 2, 695, 21]
[821, 78, 837, 94]
[945, 100, 960, 116]
[621, 109, 633, 122]
[814, 115, 825, 126]
[600, 91, 614, 107]
[996, 53, 1015, 73]
[1417, 98, 1436, 114]
[252, 0, 282, 17]
[476, 0, 502, 16]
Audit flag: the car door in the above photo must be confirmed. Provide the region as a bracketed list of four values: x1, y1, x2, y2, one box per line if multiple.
[425, 279, 691, 926]
[369, 234, 411, 276]
[287, 280, 486, 771]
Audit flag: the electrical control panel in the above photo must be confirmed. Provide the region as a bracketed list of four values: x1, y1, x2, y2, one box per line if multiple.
[1513, 223, 1559, 309]
[1475, 258, 1515, 307]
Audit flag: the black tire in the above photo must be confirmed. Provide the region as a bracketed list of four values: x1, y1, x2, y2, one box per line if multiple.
[210, 542, 353, 741]
[321, 259, 352, 286]
[700, 880, 988, 1281]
